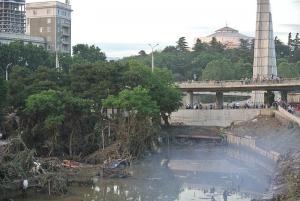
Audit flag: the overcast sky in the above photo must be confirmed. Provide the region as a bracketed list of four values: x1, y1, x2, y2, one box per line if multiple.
[27, 0, 300, 58]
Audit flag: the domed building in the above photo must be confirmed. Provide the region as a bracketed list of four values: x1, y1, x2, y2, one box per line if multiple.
[198, 26, 253, 49]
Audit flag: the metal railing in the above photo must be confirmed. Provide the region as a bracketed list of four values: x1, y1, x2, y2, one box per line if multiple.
[177, 77, 300, 87]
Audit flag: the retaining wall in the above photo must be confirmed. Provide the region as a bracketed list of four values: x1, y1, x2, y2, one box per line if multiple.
[225, 132, 280, 162]
[170, 109, 272, 127]
[275, 106, 300, 127]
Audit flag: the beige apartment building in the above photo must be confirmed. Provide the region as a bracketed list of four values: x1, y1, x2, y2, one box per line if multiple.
[26, 0, 72, 54]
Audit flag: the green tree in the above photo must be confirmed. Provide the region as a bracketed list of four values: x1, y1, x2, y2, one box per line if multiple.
[123, 64, 182, 125]
[275, 36, 290, 59]
[73, 44, 106, 63]
[103, 87, 160, 156]
[0, 78, 7, 122]
[209, 37, 225, 52]
[24, 90, 64, 156]
[7, 66, 33, 111]
[202, 59, 235, 80]
[103, 86, 159, 118]
[176, 37, 189, 52]
[193, 39, 208, 52]
[69, 62, 126, 110]
[278, 62, 298, 78]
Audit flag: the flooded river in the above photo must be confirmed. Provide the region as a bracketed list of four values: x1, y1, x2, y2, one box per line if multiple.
[15, 142, 275, 201]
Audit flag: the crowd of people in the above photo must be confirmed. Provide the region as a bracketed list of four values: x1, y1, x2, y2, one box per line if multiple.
[185, 101, 267, 110]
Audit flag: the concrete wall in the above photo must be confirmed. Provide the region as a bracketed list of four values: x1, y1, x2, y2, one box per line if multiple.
[170, 109, 270, 127]
[225, 132, 280, 162]
[275, 106, 300, 127]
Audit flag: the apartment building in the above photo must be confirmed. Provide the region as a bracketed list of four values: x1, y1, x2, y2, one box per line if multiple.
[26, 1, 72, 54]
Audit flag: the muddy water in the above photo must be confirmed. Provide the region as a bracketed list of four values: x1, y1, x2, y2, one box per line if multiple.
[16, 143, 275, 201]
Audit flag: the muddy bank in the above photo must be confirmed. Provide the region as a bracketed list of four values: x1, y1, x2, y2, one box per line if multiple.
[226, 116, 300, 200]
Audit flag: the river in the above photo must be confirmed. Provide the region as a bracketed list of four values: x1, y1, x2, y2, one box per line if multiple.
[15, 142, 275, 201]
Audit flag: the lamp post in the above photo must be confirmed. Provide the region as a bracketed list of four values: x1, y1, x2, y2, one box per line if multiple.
[148, 43, 159, 73]
[5, 63, 12, 81]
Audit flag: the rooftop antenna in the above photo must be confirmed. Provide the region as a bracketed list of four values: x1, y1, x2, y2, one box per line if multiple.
[65, 0, 70, 5]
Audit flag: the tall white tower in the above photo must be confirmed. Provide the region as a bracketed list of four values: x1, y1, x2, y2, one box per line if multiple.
[252, 0, 277, 104]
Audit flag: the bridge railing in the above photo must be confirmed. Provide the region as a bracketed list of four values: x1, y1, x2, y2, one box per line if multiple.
[177, 77, 300, 87]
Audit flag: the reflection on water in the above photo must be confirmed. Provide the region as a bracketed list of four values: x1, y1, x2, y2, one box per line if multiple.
[16, 143, 275, 201]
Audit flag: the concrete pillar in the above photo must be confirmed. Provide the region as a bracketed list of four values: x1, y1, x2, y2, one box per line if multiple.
[187, 92, 194, 107]
[281, 91, 288, 102]
[216, 92, 224, 109]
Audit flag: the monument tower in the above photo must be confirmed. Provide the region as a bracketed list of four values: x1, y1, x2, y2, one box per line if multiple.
[253, 0, 277, 103]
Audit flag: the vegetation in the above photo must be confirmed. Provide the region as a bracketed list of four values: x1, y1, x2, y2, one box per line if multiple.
[123, 33, 300, 80]
[0, 41, 181, 161]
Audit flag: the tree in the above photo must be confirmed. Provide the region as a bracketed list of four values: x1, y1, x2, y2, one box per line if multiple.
[162, 46, 178, 53]
[278, 62, 298, 78]
[73, 44, 106, 63]
[103, 87, 159, 118]
[0, 78, 6, 123]
[63, 94, 94, 156]
[239, 39, 250, 49]
[275, 37, 290, 59]
[202, 59, 235, 80]
[193, 39, 208, 52]
[209, 37, 225, 52]
[103, 87, 160, 156]
[7, 66, 33, 111]
[24, 90, 64, 156]
[0, 41, 52, 74]
[176, 37, 189, 52]
[69, 62, 126, 111]
[123, 64, 182, 125]
[138, 50, 147, 56]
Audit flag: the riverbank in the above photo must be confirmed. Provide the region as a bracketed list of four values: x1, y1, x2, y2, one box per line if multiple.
[226, 116, 300, 200]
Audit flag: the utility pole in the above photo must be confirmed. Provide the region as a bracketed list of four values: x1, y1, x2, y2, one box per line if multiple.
[5, 63, 12, 81]
[148, 43, 159, 73]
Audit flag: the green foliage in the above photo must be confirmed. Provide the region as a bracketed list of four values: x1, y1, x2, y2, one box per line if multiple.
[123, 34, 300, 81]
[0, 41, 52, 73]
[73, 44, 106, 63]
[103, 86, 159, 118]
[278, 61, 300, 78]
[122, 63, 182, 124]
[176, 37, 189, 52]
[0, 78, 7, 121]
[202, 59, 235, 80]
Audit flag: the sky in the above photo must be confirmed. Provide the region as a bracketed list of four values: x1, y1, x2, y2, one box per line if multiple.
[27, 0, 300, 58]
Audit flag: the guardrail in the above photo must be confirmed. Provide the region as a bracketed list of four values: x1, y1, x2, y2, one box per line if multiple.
[177, 77, 300, 87]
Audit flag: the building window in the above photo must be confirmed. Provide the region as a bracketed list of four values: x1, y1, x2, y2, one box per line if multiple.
[47, 9, 51, 14]
[47, 27, 51, 32]
[33, 10, 37, 15]
[40, 27, 43, 33]
[47, 18, 51, 24]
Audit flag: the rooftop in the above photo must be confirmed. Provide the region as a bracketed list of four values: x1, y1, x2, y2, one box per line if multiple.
[26, 1, 72, 11]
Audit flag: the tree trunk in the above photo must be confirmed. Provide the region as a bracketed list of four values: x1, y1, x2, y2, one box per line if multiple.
[69, 131, 73, 157]
[162, 114, 170, 126]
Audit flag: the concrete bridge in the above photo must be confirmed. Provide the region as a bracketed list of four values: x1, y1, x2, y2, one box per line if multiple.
[177, 78, 300, 108]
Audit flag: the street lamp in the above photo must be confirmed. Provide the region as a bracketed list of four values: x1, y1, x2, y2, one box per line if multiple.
[148, 43, 159, 73]
[5, 63, 12, 81]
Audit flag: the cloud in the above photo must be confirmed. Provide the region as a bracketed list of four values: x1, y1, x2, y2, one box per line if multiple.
[278, 24, 300, 32]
